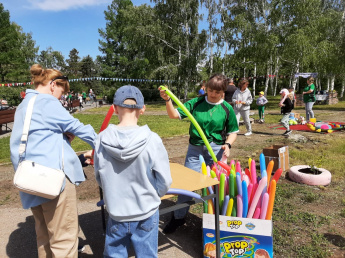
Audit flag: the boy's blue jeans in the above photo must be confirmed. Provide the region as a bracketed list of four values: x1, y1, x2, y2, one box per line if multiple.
[104, 209, 159, 258]
[174, 142, 224, 219]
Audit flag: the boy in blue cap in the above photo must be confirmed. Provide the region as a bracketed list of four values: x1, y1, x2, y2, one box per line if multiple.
[94, 85, 172, 257]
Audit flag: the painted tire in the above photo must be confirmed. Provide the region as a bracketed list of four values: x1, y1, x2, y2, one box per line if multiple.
[288, 165, 332, 186]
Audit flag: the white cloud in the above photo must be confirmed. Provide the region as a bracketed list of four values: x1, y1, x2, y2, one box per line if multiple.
[27, 0, 111, 11]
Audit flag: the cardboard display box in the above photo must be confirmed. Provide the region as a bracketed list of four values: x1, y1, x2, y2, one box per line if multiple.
[263, 145, 289, 172]
[203, 214, 273, 258]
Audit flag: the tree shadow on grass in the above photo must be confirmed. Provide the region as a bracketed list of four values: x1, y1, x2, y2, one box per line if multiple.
[324, 233, 345, 248]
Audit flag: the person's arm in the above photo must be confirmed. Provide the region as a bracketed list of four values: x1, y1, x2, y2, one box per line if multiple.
[303, 85, 315, 94]
[222, 133, 237, 157]
[152, 135, 172, 197]
[42, 98, 97, 148]
[159, 87, 179, 119]
[245, 92, 253, 105]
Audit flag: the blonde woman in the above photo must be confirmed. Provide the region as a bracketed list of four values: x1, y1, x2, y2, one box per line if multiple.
[10, 64, 96, 257]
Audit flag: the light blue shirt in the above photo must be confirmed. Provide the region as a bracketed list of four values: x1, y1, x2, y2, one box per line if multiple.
[10, 89, 97, 209]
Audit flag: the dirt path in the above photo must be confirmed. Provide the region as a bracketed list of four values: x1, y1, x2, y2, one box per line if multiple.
[1, 109, 345, 257]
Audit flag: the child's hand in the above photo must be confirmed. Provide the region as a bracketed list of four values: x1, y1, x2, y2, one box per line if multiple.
[158, 86, 170, 101]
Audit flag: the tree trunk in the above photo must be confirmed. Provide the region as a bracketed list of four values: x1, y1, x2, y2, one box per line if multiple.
[252, 63, 257, 97]
[264, 65, 270, 94]
[327, 77, 330, 91]
[330, 75, 335, 91]
[341, 78, 345, 98]
[269, 55, 273, 95]
[273, 56, 279, 96]
[292, 62, 299, 89]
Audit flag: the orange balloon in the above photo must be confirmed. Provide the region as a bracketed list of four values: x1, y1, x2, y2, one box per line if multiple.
[267, 160, 274, 185]
[266, 179, 276, 220]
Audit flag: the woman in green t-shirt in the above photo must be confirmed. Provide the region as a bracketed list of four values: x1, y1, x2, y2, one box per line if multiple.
[159, 74, 239, 233]
[303, 76, 316, 122]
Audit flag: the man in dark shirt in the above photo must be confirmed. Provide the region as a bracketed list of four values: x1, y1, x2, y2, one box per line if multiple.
[224, 79, 237, 106]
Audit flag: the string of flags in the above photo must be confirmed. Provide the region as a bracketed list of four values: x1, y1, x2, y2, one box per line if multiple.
[0, 77, 177, 87]
[0, 73, 323, 87]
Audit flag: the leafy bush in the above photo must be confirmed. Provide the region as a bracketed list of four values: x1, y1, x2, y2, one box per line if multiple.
[0, 87, 28, 106]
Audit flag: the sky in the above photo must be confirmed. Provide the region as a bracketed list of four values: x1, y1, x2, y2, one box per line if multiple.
[2, 0, 154, 60]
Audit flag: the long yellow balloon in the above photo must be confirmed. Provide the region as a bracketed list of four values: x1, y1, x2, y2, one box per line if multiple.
[159, 86, 217, 162]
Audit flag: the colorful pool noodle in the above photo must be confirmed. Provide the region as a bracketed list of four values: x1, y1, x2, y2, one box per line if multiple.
[253, 207, 261, 219]
[260, 192, 269, 219]
[230, 160, 235, 168]
[201, 162, 207, 176]
[90, 105, 115, 165]
[245, 168, 251, 183]
[269, 168, 282, 192]
[207, 186, 215, 206]
[222, 196, 230, 215]
[236, 173, 242, 196]
[251, 159, 257, 185]
[229, 173, 235, 199]
[266, 160, 274, 184]
[235, 161, 241, 173]
[219, 173, 225, 210]
[199, 154, 205, 166]
[210, 170, 217, 179]
[242, 180, 248, 218]
[248, 158, 252, 172]
[207, 165, 210, 177]
[202, 188, 208, 213]
[259, 153, 266, 173]
[243, 175, 250, 186]
[266, 179, 277, 220]
[237, 195, 243, 217]
[166, 188, 201, 199]
[208, 199, 214, 214]
[217, 161, 231, 174]
[226, 198, 234, 216]
[247, 183, 253, 207]
[159, 86, 217, 162]
[247, 176, 267, 218]
[225, 176, 229, 196]
[232, 198, 237, 217]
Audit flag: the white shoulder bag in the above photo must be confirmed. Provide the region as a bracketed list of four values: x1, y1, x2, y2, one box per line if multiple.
[13, 95, 66, 199]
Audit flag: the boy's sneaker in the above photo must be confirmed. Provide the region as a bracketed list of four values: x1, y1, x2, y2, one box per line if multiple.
[244, 131, 252, 136]
[163, 216, 186, 234]
[283, 130, 292, 136]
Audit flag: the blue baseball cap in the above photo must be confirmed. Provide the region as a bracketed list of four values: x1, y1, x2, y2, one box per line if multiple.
[113, 85, 144, 109]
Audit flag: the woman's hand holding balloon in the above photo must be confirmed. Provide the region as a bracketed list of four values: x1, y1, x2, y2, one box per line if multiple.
[158, 86, 170, 101]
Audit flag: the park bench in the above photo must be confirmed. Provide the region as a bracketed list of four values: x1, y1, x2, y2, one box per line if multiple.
[0, 108, 16, 134]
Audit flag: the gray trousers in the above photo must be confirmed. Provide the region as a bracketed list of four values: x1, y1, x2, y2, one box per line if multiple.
[305, 102, 315, 121]
[234, 109, 252, 132]
[281, 113, 290, 130]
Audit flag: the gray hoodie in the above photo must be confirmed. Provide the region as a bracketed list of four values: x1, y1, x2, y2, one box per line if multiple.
[94, 124, 172, 222]
[232, 88, 253, 111]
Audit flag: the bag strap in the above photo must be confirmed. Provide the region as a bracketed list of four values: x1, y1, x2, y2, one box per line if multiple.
[18, 95, 64, 171]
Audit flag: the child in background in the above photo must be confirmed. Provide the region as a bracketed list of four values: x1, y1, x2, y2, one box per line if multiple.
[256, 91, 268, 123]
[78, 93, 84, 110]
[94, 85, 172, 257]
[279, 89, 294, 136]
[288, 87, 296, 107]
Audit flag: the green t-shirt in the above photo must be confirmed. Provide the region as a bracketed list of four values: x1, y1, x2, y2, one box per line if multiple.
[303, 84, 315, 103]
[82, 92, 87, 98]
[177, 97, 239, 145]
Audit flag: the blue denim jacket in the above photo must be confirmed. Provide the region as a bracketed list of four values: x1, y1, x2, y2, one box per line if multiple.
[10, 89, 97, 209]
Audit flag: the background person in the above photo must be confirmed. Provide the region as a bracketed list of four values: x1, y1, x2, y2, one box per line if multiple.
[198, 81, 206, 96]
[94, 85, 172, 257]
[10, 64, 97, 258]
[232, 79, 253, 136]
[256, 91, 268, 123]
[224, 78, 237, 107]
[279, 88, 293, 136]
[159, 74, 238, 233]
[303, 76, 316, 122]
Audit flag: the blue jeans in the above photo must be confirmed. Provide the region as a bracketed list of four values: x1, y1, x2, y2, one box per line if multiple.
[305, 102, 315, 121]
[104, 210, 159, 258]
[174, 143, 224, 219]
[281, 113, 290, 130]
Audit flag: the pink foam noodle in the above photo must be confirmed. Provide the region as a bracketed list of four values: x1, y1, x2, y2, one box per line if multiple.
[253, 207, 261, 219]
[247, 183, 253, 207]
[247, 176, 267, 218]
[260, 192, 269, 219]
